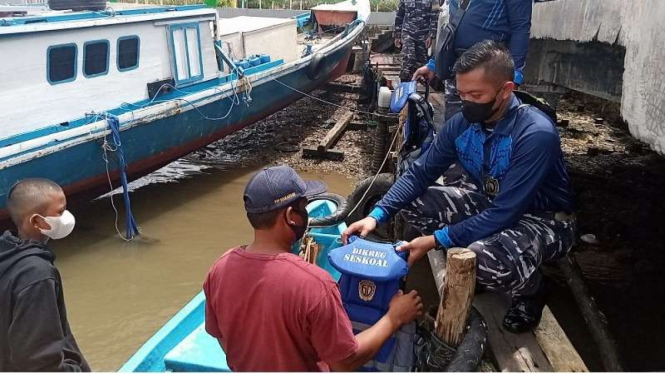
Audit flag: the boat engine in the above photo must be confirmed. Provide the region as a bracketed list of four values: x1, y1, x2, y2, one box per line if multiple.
[389, 81, 436, 177]
[328, 236, 416, 371]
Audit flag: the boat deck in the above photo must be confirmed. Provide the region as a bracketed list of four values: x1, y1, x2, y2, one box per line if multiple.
[297, 32, 337, 55]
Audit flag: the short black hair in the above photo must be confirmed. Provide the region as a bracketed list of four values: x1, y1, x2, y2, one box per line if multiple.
[6, 178, 62, 226]
[453, 40, 515, 84]
[246, 198, 306, 230]
[246, 208, 283, 229]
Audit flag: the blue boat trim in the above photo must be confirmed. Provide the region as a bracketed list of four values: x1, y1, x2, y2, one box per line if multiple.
[82, 39, 111, 78]
[169, 23, 205, 87]
[120, 292, 208, 372]
[0, 59, 286, 155]
[46, 43, 78, 85]
[0, 5, 208, 27]
[116, 35, 141, 72]
[0, 0, 363, 220]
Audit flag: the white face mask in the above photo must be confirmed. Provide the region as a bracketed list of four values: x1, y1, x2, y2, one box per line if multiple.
[38, 210, 76, 240]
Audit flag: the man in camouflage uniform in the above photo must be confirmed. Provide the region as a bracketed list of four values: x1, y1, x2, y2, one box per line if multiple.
[344, 42, 576, 334]
[414, 0, 533, 121]
[399, 163, 575, 300]
[394, 0, 438, 82]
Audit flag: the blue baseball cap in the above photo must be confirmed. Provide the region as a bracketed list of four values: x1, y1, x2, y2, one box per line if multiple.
[243, 165, 327, 214]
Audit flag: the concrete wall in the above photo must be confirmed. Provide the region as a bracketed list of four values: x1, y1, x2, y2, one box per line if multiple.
[217, 8, 395, 25]
[531, 0, 665, 154]
[524, 39, 625, 103]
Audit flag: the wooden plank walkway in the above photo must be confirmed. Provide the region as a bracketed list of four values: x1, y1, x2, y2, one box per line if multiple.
[428, 250, 588, 372]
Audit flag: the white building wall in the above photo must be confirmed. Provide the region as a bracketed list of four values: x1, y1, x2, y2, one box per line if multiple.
[532, 0, 665, 154]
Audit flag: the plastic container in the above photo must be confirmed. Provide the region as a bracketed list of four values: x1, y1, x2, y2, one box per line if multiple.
[259, 54, 271, 64]
[378, 86, 392, 109]
[248, 56, 261, 67]
[234, 59, 250, 69]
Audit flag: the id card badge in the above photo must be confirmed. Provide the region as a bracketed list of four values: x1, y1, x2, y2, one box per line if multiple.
[483, 174, 500, 198]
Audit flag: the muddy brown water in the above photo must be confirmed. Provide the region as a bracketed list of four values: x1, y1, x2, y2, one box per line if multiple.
[50, 163, 353, 371]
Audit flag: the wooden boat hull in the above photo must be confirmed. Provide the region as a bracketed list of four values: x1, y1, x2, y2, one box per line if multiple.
[0, 19, 360, 227]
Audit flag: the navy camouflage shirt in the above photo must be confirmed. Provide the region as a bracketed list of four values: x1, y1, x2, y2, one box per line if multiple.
[369, 94, 573, 248]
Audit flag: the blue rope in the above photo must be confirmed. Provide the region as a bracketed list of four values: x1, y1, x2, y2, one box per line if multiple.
[105, 115, 140, 240]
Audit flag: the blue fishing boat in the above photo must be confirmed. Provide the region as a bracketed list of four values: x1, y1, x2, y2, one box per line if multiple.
[0, 0, 369, 224]
[119, 198, 346, 372]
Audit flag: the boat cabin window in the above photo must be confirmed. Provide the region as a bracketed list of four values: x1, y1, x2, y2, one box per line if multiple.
[169, 24, 203, 85]
[47, 44, 77, 84]
[118, 36, 140, 72]
[83, 40, 110, 78]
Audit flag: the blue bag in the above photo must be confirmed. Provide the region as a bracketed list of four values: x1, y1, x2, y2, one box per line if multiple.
[328, 237, 415, 371]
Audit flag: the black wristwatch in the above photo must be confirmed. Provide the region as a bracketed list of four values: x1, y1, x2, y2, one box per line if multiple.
[433, 235, 447, 252]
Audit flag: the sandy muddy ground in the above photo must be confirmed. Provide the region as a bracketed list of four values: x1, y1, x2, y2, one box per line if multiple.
[186, 74, 375, 181]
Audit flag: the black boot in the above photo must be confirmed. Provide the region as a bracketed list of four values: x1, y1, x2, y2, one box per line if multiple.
[502, 279, 548, 334]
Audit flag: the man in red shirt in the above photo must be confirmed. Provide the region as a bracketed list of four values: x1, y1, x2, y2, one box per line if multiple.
[204, 165, 423, 371]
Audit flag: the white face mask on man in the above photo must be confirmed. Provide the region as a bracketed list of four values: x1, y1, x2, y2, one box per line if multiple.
[36, 210, 76, 240]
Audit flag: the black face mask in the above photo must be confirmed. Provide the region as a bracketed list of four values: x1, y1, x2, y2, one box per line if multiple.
[461, 85, 505, 123]
[285, 206, 309, 243]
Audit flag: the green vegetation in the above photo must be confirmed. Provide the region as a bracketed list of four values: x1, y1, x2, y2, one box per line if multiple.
[117, 0, 399, 11]
[230, 0, 397, 10]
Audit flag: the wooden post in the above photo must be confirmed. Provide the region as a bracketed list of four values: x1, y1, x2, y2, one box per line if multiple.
[435, 248, 476, 347]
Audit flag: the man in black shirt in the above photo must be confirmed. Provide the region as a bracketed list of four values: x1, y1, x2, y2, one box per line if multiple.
[0, 178, 89, 372]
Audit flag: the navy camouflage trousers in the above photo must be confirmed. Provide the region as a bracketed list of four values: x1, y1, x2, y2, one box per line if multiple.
[400, 33, 429, 82]
[401, 164, 576, 296]
[443, 78, 462, 121]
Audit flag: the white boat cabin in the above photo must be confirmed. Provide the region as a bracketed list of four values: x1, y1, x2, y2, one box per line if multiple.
[0, 6, 220, 140]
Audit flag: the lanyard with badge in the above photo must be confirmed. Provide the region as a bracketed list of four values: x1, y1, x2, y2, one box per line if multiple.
[480, 104, 529, 199]
[481, 128, 500, 199]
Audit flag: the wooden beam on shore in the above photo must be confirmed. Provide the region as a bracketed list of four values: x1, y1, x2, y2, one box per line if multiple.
[302, 112, 353, 160]
[427, 250, 588, 372]
[324, 82, 361, 94]
[318, 112, 353, 153]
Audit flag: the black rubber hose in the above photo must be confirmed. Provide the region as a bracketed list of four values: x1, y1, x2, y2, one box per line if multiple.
[307, 193, 351, 227]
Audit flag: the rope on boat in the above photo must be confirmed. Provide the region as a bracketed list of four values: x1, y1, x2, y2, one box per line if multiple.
[271, 77, 394, 119]
[271, 77, 402, 219]
[345, 122, 400, 220]
[119, 56, 253, 121]
[120, 78, 251, 121]
[84, 67, 253, 240]
[100, 114, 140, 241]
